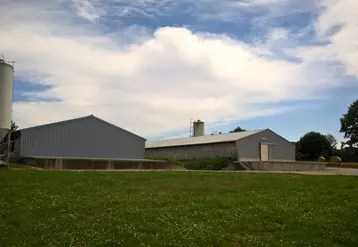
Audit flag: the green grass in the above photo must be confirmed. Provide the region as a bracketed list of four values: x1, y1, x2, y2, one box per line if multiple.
[1, 169, 358, 246]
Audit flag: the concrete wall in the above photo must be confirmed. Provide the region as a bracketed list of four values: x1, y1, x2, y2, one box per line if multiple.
[20, 157, 182, 170]
[236, 129, 295, 161]
[248, 161, 326, 171]
[145, 142, 237, 160]
[20, 116, 145, 159]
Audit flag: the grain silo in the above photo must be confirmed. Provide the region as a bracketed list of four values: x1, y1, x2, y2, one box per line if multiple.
[193, 120, 205, 137]
[0, 58, 14, 160]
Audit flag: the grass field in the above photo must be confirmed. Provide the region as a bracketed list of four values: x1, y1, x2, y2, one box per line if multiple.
[1, 170, 358, 246]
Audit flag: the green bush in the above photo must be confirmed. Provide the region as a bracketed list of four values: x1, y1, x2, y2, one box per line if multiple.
[146, 156, 234, 170]
[146, 156, 186, 167]
[180, 157, 233, 170]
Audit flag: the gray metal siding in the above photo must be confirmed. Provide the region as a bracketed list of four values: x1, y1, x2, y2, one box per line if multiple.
[236, 129, 295, 161]
[145, 142, 237, 160]
[20, 117, 145, 159]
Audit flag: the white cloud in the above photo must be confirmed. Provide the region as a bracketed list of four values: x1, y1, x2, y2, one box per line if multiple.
[67, 0, 310, 24]
[72, 0, 105, 21]
[0, 0, 356, 138]
[292, 0, 358, 83]
[315, 0, 358, 77]
[74, 0, 177, 20]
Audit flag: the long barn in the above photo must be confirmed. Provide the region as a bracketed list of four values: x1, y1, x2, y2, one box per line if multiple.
[145, 129, 295, 161]
[9, 115, 146, 160]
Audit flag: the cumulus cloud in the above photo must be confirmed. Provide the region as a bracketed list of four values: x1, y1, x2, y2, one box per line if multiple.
[0, 0, 356, 138]
[315, 0, 358, 77]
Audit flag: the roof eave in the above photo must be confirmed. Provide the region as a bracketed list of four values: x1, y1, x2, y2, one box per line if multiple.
[145, 140, 237, 149]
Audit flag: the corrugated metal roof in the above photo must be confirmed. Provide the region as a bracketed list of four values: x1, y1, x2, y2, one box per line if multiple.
[145, 129, 266, 148]
[20, 115, 146, 141]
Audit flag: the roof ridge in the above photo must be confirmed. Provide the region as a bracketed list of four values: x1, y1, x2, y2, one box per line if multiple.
[148, 128, 266, 143]
[90, 115, 146, 141]
[20, 115, 92, 131]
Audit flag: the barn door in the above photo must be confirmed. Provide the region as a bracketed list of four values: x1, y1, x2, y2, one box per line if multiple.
[260, 143, 269, 161]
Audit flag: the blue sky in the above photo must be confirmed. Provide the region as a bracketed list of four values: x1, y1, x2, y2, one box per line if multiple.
[1, 0, 357, 143]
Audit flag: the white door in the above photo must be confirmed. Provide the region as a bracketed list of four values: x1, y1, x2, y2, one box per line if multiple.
[260, 144, 269, 161]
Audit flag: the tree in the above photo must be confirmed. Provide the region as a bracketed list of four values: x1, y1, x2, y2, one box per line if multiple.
[296, 131, 331, 161]
[11, 121, 18, 132]
[340, 100, 358, 147]
[229, 126, 246, 133]
[333, 146, 358, 162]
[1, 121, 18, 143]
[325, 133, 338, 150]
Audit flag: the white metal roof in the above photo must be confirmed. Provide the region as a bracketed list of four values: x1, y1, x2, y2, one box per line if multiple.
[145, 129, 266, 148]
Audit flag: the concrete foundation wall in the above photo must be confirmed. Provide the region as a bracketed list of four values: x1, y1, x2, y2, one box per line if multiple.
[145, 142, 237, 160]
[247, 161, 326, 171]
[20, 157, 182, 170]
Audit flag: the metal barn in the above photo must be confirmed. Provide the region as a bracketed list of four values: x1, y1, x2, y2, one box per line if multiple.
[145, 129, 295, 161]
[15, 115, 146, 160]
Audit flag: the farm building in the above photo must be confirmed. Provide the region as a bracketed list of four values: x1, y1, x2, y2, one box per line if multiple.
[145, 128, 295, 161]
[3, 115, 146, 160]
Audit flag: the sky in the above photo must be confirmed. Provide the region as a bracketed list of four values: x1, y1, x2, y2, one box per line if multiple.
[1, 0, 357, 143]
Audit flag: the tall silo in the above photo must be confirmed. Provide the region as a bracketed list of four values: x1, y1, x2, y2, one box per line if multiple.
[0, 58, 14, 145]
[193, 120, 205, 137]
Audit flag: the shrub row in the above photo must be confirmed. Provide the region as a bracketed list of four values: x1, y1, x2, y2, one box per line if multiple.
[147, 156, 233, 170]
[180, 157, 233, 170]
[146, 156, 186, 167]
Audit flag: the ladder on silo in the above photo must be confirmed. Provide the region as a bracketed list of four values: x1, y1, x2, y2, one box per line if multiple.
[189, 118, 194, 137]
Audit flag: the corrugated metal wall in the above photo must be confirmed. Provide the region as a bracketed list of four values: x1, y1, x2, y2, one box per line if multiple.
[20, 117, 145, 159]
[236, 129, 295, 161]
[145, 142, 238, 160]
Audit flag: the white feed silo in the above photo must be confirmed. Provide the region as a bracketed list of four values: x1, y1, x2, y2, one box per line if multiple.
[0, 58, 14, 143]
[193, 120, 205, 137]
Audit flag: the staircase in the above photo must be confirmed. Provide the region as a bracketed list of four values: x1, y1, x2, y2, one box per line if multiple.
[235, 161, 254, 170]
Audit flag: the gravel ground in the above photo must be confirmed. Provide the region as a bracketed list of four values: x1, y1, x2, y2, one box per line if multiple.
[295, 167, 358, 176]
[238, 167, 358, 176]
[83, 167, 358, 175]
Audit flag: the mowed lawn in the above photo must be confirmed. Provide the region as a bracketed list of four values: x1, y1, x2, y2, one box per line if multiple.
[1, 170, 358, 247]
